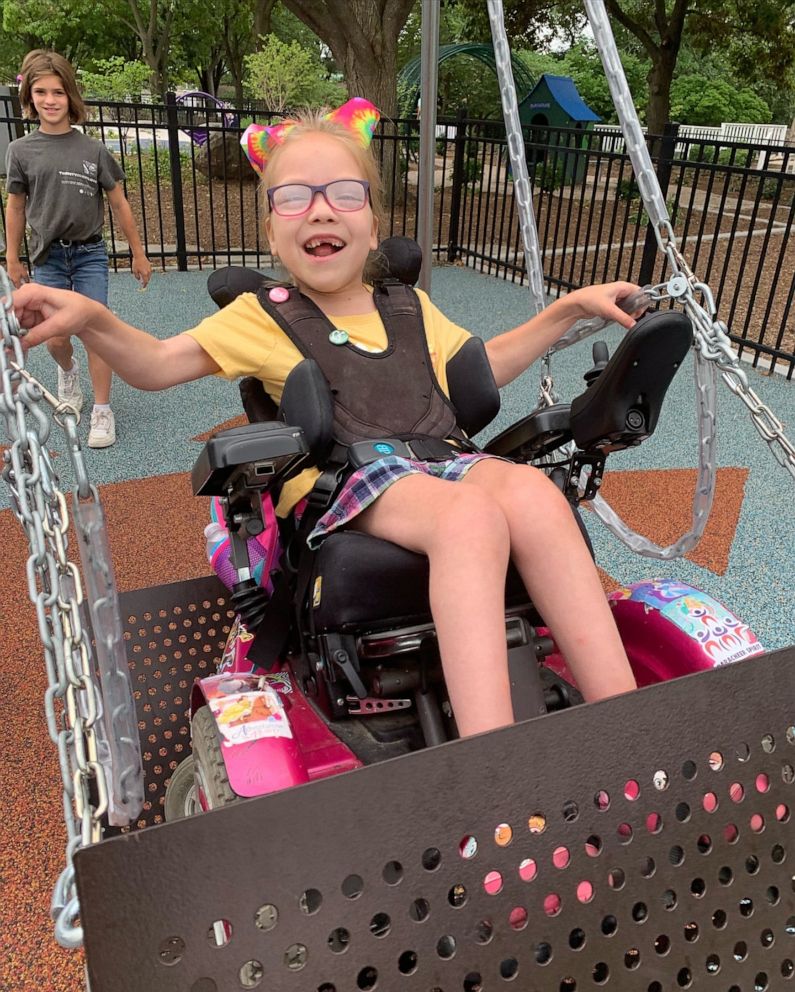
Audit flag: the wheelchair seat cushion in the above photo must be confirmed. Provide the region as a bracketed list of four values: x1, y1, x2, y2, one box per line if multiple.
[310, 531, 532, 632]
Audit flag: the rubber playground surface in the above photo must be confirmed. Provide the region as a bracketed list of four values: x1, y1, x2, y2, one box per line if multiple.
[2, 264, 794, 990]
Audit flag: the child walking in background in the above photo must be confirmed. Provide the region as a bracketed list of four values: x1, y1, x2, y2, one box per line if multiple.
[4, 49, 152, 448]
[12, 97, 643, 736]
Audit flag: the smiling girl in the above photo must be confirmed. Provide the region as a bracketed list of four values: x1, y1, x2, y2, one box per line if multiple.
[11, 97, 642, 735]
[4, 49, 151, 447]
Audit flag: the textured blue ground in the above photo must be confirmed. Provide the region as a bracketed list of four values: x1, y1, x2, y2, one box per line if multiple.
[5, 264, 795, 650]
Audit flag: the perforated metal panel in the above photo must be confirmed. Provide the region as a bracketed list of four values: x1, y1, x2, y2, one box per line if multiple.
[76, 646, 795, 992]
[120, 575, 234, 828]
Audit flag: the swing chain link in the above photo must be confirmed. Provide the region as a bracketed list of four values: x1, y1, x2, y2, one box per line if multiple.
[656, 228, 795, 479]
[0, 268, 107, 948]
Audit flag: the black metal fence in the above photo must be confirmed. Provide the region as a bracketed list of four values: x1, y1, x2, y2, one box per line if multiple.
[2, 93, 794, 375]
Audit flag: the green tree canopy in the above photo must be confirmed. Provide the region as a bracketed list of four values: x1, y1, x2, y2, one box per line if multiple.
[670, 76, 771, 127]
[448, 0, 795, 132]
[244, 34, 343, 109]
[279, 0, 415, 116]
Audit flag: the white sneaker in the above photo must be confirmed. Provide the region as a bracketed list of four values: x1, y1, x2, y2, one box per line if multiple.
[57, 362, 84, 413]
[88, 407, 116, 448]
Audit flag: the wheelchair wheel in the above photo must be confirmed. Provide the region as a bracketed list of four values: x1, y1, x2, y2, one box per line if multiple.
[191, 704, 240, 811]
[164, 755, 198, 821]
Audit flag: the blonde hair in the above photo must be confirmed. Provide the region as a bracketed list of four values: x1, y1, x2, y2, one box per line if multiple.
[18, 50, 87, 125]
[261, 108, 385, 237]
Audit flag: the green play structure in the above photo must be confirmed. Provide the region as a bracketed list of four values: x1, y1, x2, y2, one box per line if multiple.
[399, 42, 536, 114]
[519, 73, 601, 183]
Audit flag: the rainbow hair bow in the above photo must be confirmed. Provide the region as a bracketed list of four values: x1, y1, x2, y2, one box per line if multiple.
[240, 97, 380, 178]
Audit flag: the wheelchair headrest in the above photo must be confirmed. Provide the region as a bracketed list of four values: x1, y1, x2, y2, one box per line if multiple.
[206, 238, 423, 310]
[207, 266, 270, 309]
[373, 236, 422, 286]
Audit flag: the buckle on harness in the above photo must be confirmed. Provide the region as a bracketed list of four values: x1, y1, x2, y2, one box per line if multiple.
[406, 437, 459, 461]
[348, 438, 412, 468]
[347, 437, 460, 469]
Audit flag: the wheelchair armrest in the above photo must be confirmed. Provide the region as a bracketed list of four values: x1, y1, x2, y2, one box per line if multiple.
[483, 403, 573, 460]
[192, 422, 309, 497]
[570, 310, 692, 453]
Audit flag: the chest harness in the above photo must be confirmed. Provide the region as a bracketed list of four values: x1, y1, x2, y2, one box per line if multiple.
[255, 278, 477, 491]
[236, 277, 494, 671]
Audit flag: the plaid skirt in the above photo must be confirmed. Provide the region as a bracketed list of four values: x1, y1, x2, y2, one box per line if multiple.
[307, 452, 498, 548]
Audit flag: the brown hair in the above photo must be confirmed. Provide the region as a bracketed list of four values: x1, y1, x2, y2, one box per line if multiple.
[260, 108, 385, 234]
[18, 50, 87, 125]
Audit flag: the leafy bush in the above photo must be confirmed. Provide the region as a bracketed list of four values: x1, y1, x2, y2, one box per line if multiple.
[615, 177, 641, 201]
[671, 76, 771, 127]
[244, 36, 344, 111]
[135, 145, 191, 184]
[80, 57, 150, 102]
[535, 158, 567, 193]
[463, 151, 481, 184]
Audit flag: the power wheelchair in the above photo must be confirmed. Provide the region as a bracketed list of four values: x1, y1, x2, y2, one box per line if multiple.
[164, 240, 762, 818]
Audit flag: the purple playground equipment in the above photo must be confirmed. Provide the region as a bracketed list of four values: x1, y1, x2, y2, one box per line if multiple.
[175, 90, 239, 145]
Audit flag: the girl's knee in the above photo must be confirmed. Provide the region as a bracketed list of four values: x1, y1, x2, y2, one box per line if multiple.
[503, 462, 562, 502]
[431, 484, 510, 552]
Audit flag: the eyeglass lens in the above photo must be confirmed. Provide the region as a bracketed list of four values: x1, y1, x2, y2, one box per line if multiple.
[270, 180, 368, 215]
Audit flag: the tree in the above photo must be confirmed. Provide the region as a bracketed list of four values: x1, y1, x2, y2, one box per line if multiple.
[1, 0, 136, 67]
[603, 0, 795, 132]
[223, 0, 278, 103]
[278, 0, 416, 117]
[80, 56, 150, 101]
[244, 34, 343, 110]
[449, 0, 795, 132]
[670, 76, 771, 127]
[119, 0, 179, 98]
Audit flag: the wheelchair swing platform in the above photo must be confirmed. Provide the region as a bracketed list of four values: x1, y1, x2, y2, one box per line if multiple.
[77, 576, 795, 992]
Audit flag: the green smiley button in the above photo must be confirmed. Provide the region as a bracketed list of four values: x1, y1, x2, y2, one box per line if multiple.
[329, 329, 349, 345]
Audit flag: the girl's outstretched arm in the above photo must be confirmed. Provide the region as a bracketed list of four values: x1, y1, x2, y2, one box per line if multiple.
[11, 282, 219, 390]
[485, 281, 642, 388]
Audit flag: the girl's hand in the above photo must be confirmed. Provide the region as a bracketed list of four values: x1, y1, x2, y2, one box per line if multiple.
[11, 283, 102, 348]
[132, 253, 152, 289]
[7, 259, 30, 288]
[565, 281, 648, 330]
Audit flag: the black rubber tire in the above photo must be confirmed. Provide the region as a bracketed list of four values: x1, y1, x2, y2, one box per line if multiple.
[163, 755, 198, 821]
[191, 704, 240, 811]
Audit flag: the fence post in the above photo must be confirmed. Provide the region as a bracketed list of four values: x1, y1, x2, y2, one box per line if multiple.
[638, 120, 679, 286]
[446, 106, 468, 263]
[164, 92, 188, 272]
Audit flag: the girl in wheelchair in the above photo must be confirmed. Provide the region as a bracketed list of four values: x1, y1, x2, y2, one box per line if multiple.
[12, 97, 646, 738]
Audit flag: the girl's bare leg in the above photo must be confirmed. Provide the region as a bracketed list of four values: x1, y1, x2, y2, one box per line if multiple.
[46, 335, 74, 370]
[462, 459, 636, 701]
[85, 346, 112, 405]
[353, 473, 515, 736]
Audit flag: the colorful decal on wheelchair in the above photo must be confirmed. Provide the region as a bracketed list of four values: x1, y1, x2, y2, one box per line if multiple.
[609, 579, 763, 666]
[217, 616, 254, 675]
[205, 677, 292, 744]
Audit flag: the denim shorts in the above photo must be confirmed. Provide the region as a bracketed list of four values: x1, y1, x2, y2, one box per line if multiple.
[307, 452, 499, 548]
[33, 240, 109, 306]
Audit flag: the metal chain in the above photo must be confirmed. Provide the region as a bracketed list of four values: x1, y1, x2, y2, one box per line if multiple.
[586, 0, 795, 481]
[659, 234, 795, 478]
[487, 0, 547, 317]
[0, 267, 142, 948]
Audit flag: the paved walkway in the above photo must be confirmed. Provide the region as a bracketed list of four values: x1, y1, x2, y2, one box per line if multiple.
[2, 264, 794, 990]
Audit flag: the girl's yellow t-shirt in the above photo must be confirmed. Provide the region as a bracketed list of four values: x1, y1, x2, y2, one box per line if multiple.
[185, 287, 472, 515]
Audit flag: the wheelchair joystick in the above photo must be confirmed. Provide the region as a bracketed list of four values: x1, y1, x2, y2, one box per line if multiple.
[582, 341, 610, 387]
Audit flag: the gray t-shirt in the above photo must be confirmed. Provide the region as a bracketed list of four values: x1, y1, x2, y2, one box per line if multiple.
[5, 127, 125, 264]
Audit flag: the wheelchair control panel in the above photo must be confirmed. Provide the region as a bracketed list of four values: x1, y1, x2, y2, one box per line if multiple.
[485, 310, 693, 493]
[192, 422, 309, 497]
